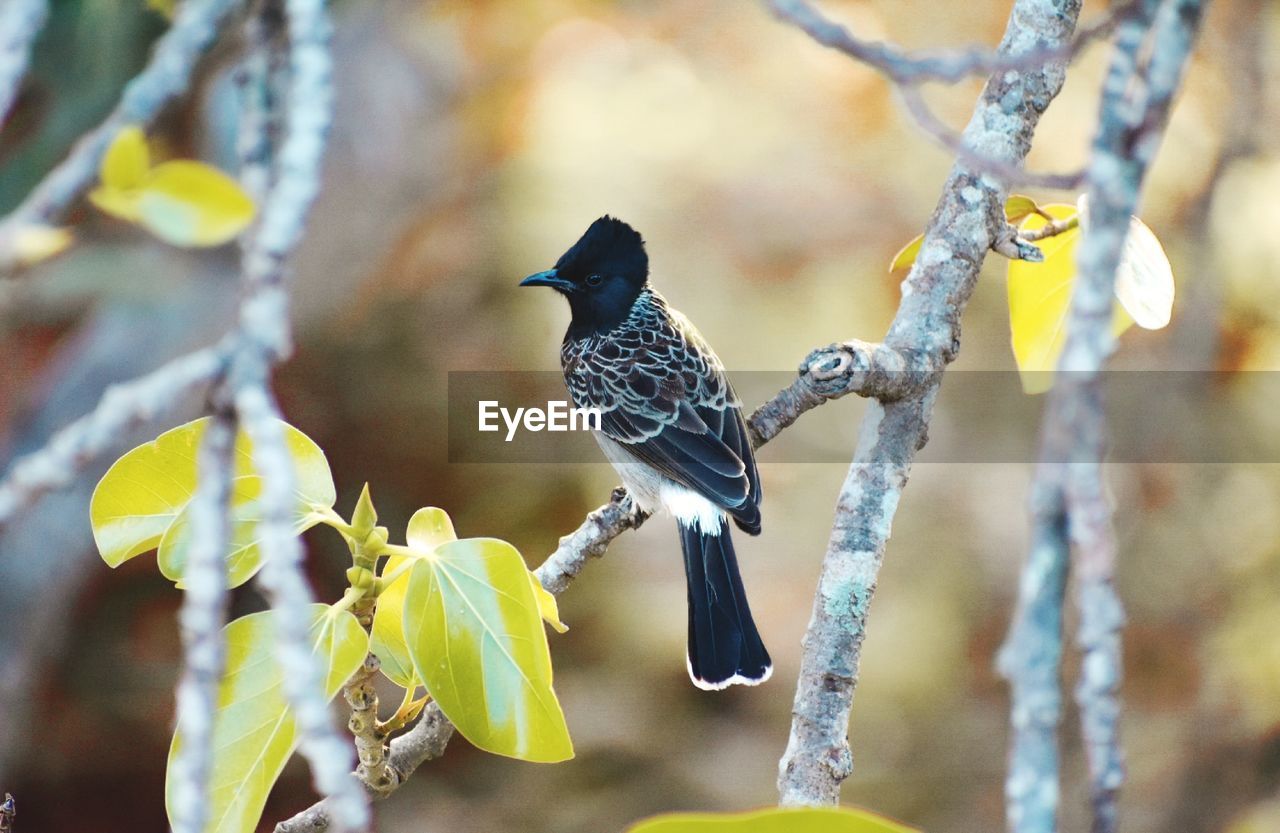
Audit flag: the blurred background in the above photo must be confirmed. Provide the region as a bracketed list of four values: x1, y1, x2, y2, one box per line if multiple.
[1, 0, 1279, 831]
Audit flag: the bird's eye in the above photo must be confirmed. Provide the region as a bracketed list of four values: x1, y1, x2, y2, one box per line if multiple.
[586, 274, 603, 287]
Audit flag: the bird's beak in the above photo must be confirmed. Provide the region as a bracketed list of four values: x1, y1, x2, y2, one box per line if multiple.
[519, 269, 573, 292]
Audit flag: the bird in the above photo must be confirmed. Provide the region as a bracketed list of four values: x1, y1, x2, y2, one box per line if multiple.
[520, 216, 771, 690]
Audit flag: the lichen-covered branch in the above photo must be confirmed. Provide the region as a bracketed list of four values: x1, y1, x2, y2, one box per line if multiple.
[999, 3, 1206, 832]
[0, 344, 228, 529]
[0, 0, 48, 126]
[168, 408, 236, 833]
[996, 484, 1070, 833]
[0, 0, 241, 271]
[1059, 4, 1204, 832]
[776, 0, 1083, 806]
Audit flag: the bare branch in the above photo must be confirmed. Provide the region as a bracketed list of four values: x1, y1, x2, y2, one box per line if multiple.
[535, 489, 648, 595]
[0, 344, 228, 530]
[898, 87, 1085, 190]
[1000, 3, 1207, 832]
[767, 0, 1130, 85]
[777, 0, 1083, 806]
[343, 652, 399, 797]
[275, 702, 456, 833]
[767, 0, 1140, 188]
[0, 0, 242, 272]
[996, 488, 1069, 833]
[228, 0, 367, 828]
[0, 0, 48, 127]
[168, 409, 236, 833]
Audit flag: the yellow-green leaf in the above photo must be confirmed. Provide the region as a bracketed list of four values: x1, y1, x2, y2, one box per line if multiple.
[403, 537, 573, 762]
[154, 421, 336, 588]
[136, 160, 256, 247]
[91, 417, 335, 578]
[888, 234, 923, 274]
[370, 507, 458, 688]
[405, 506, 457, 551]
[91, 418, 211, 567]
[89, 186, 143, 224]
[100, 125, 150, 192]
[166, 604, 367, 833]
[1004, 194, 1041, 224]
[530, 573, 568, 634]
[1007, 204, 1131, 394]
[627, 807, 919, 833]
[371, 554, 418, 687]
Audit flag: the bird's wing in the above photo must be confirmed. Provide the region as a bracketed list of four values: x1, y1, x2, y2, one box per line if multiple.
[562, 295, 760, 516]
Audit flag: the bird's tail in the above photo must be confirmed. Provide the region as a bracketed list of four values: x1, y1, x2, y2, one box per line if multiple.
[679, 520, 772, 690]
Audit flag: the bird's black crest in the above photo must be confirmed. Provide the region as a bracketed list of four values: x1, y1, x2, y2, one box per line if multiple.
[555, 216, 648, 283]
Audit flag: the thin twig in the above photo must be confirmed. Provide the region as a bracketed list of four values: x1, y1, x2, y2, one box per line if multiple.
[0, 344, 229, 529]
[0, 0, 48, 127]
[768, 0, 1136, 188]
[899, 86, 1085, 190]
[767, 0, 1132, 85]
[1020, 215, 1079, 242]
[1067, 4, 1206, 832]
[343, 652, 400, 797]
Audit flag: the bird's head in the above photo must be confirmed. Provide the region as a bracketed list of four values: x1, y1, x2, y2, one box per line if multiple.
[520, 216, 649, 337]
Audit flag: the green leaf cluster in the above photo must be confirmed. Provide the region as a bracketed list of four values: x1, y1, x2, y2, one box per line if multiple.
[627, 806, 920, 833]
[90, 417, 573, 833]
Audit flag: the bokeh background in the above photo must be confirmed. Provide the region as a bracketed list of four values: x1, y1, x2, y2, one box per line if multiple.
[2, 0, 1279, 831]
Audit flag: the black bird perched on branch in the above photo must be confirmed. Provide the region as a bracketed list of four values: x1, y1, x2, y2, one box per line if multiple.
[521, 216, 771, 689]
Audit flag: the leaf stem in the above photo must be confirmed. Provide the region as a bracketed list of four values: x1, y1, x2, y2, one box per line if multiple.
[331, 585, 366, 615]
[380, 543, 431, 561]
[312, 504, 354, 537]
[377, 557, 421, 594]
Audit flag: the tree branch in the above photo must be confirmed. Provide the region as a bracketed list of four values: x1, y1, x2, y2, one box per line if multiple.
[0, 344, 228, 530]
[996, 489, 1069, 833]
[768, 0, 1138, 188]
[898, 86, 1085, 190]
[167, 407, 236, 833]
[229, 0, 368, 829]
[1000, 3, 1206, 832]
[0, 0, 48, 127]
[776, 0, 1083, 806]
[766, 0, 1130, 85]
